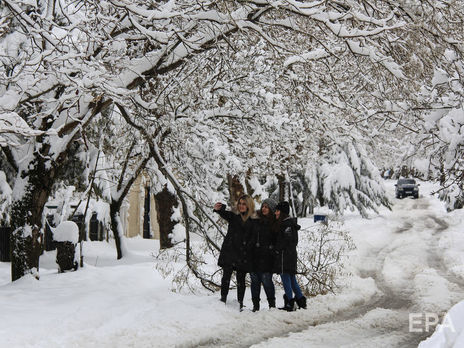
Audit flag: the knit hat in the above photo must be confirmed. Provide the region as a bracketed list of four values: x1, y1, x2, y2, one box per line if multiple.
[275, 201, 290, 215]
[262, 198, 277, 212]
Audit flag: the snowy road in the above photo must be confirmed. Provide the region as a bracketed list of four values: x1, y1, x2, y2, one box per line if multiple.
[340, 196, 464, 348]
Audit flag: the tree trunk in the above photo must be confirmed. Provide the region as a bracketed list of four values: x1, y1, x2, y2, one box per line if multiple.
[227, 174, 245, 209]
[316, 180, 325, 207]
[10, 228, 41, 281]
[154, 185, 178, 249]
[110, 201, 123, 259]
[277, 174, 286, 202]
[10, 163, 53, 281]
[244, 169, 255, 198]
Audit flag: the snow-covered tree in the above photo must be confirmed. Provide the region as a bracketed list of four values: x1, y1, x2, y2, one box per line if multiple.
[415, 52, 464, 210]
[309, 138, 391, 217]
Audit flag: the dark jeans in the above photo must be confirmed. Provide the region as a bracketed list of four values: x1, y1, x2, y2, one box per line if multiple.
[221, 267, 246, 303]
[280, 273, 303, 300]
[250, 272, 275, 300]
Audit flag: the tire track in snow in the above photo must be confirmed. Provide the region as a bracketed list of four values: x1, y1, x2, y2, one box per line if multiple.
[350, 197, 464, 347]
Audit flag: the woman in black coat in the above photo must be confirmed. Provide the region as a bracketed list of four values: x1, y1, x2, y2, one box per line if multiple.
[213, 194, 255, 310]
[274, 201, 307, 311]
[250, 198, 277, 311]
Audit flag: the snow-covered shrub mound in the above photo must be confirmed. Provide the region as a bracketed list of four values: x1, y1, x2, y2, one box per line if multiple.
[53, 221, 79, 244]
[53, 221, 79, 273]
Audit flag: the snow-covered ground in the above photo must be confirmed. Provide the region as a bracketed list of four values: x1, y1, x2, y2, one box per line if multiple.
[1, 180, 464, 348]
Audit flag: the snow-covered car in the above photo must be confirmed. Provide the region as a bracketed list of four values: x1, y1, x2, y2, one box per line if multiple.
[395, 178, 419, 199]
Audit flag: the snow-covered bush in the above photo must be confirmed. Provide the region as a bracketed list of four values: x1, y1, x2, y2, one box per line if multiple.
[155, 237, 220, 294]
[438, 184, 464, 211]
[53, 221, 79, 273]
[297, 219, 355, 296]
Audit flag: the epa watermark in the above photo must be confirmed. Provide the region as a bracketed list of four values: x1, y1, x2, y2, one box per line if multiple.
[409, 312, 456, 333]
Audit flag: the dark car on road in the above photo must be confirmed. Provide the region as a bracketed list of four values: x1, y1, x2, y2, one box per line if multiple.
[395, 178, 419, 199]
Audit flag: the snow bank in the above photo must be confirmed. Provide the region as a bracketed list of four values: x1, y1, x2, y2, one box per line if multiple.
[419, 300, 464, 348]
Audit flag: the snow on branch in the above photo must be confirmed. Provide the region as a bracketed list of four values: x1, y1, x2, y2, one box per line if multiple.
[108, 0, 181, 20]
[346, 40, 406, 79]
[284, 48, 330, 66]
[0, 112, 56, 145]
[3, 0, 63, 51]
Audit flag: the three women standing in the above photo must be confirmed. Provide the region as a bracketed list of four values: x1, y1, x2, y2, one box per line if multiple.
[214, 195, 306, 312]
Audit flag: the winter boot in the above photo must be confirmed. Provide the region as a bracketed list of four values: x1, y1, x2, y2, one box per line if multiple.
[252, 298, 260, 312]
[267, 297, 276, 309]
[278, 294, 290, 311]
[284, 298, 296, 312]
[296, 296, 307, 309]
[220, 286, 228, 304]
[239, 301, 244, 312]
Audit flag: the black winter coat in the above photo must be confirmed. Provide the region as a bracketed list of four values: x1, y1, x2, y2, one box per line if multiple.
[251, 215, 276, 273]
[215, 207, 254, 272]
[273, 217, 300, 274]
